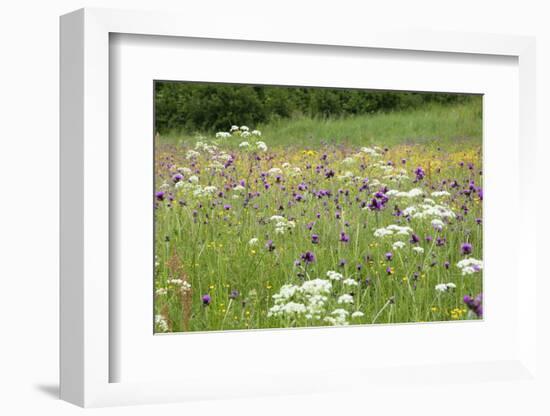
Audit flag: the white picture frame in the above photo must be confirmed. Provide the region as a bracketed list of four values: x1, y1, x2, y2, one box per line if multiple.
[60, 7, 538, 408]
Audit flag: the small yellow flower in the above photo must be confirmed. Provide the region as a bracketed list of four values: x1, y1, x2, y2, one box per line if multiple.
[431, 306, 438, 312]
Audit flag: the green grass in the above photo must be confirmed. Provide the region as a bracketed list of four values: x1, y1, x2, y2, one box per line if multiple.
[159, 101, 482, 149]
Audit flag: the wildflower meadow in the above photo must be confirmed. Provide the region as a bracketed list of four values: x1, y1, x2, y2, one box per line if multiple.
[153, 84, 483, 333]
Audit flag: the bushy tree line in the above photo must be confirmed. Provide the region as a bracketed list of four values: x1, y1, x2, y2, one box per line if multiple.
[154, 81, 474, 133]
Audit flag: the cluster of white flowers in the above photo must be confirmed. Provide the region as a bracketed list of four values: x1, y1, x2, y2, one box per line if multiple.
[215, 131, 232, 139]
[342, 157, 356, 165]
[392, 241, 406, 250]
[270, 215, 296, 234]
[248, 237, 259, 246]
[192, 185, 217, 197]
[268, 279, 332, 319]
[251, 130, 262, 136]
[456, 258, 483, 275]
[267, 272, 366, 326]
[177, 167, 193, 175]
[268, 301, 307, 317]
[239, 140, 267, 152]
[300, 279, 333, 296]
[185, 150, 200, 160]
[403, 203, 456, 220]
[337, 294, 354, 304]
[435, 282, 457, 293]
[160, 279, 192, 294]
[342, 278, 359, 287]
[374, 224, 414, 238]
[390, 188, 424, 198]
[268, 167, 283, 176]
[360, 146, 382, 157]
[412, 246, 424, 254]
[155, 315, 169, 332]
[326, 270, 343, 281]
[207, 160, 225, 170]
[175, 181, 194, 191]
[195, 141, 217, 153]
[324, 309, 349, 326]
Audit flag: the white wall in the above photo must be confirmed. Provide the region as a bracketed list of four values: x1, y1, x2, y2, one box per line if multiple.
[1, 1, 548, 414]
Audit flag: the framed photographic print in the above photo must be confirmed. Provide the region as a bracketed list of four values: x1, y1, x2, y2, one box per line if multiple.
[151, 81, 483, 333]
[60, 7, 540, 408]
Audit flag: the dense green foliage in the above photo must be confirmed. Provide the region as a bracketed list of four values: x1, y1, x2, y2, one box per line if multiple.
[154, 82, 478, 134]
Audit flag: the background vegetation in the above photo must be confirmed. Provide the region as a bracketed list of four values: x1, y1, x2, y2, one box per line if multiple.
[154, 81, 481, 136]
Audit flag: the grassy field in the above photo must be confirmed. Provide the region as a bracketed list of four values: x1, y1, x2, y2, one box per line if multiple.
[159, 101, 482, 149]
[154, 102, 483, 333]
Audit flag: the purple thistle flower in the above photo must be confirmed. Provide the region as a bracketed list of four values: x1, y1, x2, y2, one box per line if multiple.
[229, 290, 239, 300]
[414, 166, 425, 180]
[339, 232, 350, 243]
[301, 251, 316, 263]
[311, 234, 319, 244]
[410, 234, 420, 244]
[461, 242, 473, 255]
[335, 211, 341, 219]
[385, 252, 393, 261]
[223, 204, 232, 210]
[202, 294, 211, 306]
[386, 267, 393, 275]
[444, 261, 450, 269]
[265, 240, 275, 251]
[172, 173, 183, 183]
[155, 191, 165, 201]
[463, 293, 483, 317]
[339, 259, 347, 267]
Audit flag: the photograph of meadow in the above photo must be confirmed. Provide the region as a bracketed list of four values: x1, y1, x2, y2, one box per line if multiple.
[153, 82, 483, 333]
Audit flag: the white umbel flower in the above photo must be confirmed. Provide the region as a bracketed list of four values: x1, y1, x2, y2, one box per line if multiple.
[435, 282, 456, 292]
[326, 270, 343, 281]
[456, 258, 483, 275]
[337, 294, 354, 304]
